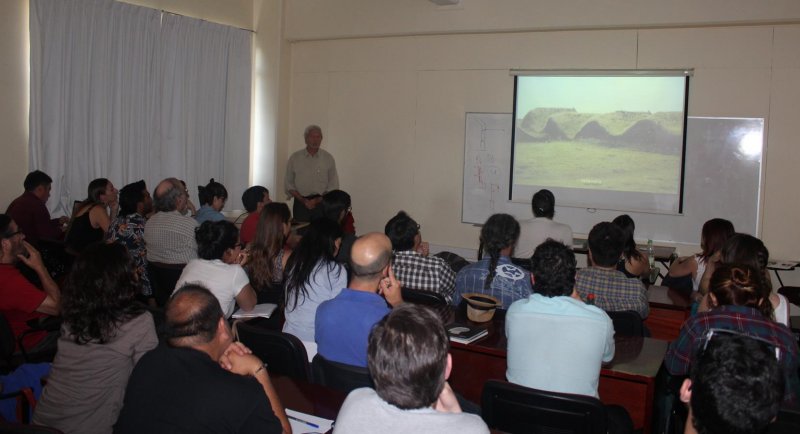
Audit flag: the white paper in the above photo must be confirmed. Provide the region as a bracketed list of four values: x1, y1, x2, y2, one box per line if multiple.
[286, 408, 334, 434]
[231, 303, 277, 318]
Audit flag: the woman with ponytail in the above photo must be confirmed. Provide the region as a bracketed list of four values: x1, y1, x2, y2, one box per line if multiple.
[453, 213, 531, 309]
[665, 263, 799, 403]
[697, 233, 789, 326]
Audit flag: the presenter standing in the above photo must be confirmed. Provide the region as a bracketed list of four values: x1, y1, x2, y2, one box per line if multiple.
[285, 124, 339, 222]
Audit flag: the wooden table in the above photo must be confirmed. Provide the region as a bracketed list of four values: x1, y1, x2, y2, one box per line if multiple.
[272, 375, 346, 433]
[445, 307, 667, 434]
[645, 285, 692, 341]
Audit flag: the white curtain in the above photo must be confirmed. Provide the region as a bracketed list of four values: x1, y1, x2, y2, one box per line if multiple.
[29, 0, 252, 214]
[159, 13, 252, 210]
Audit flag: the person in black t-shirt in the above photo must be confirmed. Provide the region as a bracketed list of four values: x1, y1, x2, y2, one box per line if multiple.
[114, 284, 291, 434]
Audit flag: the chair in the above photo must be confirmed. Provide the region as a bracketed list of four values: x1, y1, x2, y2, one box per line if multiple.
[400, 288, 447, 307]
[236, 322, 311, 381]
[148, 262, 186, 307]
[0, 314, 58, 373]
[767, 406, 800, 434]
[481, 380, 607, 434]
[606, 310, 645, 337]
[311, 354, 372, 394]
[0, 387, 36, 424]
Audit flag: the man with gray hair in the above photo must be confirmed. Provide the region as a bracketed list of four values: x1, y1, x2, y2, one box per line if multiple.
[285, 124, 339, 222]
[143, 178, 198, 266]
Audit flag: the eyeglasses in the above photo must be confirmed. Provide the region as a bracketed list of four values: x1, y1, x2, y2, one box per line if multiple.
[2, 230, 23, 239]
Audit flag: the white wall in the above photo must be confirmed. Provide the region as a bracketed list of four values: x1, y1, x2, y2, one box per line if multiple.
[283, 13, 800, 271]
[0, 0, 30, 208]
[284, 0, 800, 41]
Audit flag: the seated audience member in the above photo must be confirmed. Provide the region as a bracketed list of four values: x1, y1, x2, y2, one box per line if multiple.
[175, 221, 256, 318]
[315, 233, 403, 367]
[334, 304, 489, 434]
[0, 215, 60, 352]
[515, 189, 573, 258]
[106, 180, 154, 302]
[144, 178, 199, 264]
[239, 185, 271, 245]
[668, 218, 734, 294]
[179, 179, 197, 216]
[575, 222, 649, 318]
[384, 211, 455, 303]
[195, 178, 228, 224]
[507, 240, 614, 396]
[612, 214, 649, 278]
[698, 233, 789, 326]
[680, 333, 784, 434]
[453, 213, 531, 309]
[65, 178, 119, 253]
[321, 189, 357, 264]
[244, 202, 292, 304]
[33, 243, 158, 434]
[506, 240, 631, 433]
[664, 263, 799, 403]
[6, 170, 66, 244]
[283, 219, 347, 342]
[114, 284, 290, 434]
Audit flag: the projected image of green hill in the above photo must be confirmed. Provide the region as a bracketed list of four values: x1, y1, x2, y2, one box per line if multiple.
[516, 108, 683, 154]
[514, 141, 681, 194]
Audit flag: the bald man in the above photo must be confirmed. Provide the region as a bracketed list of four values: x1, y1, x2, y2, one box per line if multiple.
[115, 284, 291, 434]
[143, 178, 199, 266]
[315, 233, 403, 367]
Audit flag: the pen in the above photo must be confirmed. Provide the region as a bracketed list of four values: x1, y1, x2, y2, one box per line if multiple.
[288, 414, 320, 428]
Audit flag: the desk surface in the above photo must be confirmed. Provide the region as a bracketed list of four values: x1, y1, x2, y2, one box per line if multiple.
[647, 285, 692, 310]
[272, 375, 346, 422]
[446, 305, 667, 433]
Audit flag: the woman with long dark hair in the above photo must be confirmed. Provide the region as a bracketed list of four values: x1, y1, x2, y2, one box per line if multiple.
[665, 263, 798, 403]
[175, 220, 257, 317]
[611, 214, 648, 278]
[282, 218, 346, 342]
[667, 218, 735, 293]
[65, 178, 118, 253]
[453, 213, 531, 309]
[245, 202, 292, 304]
[195, 178, 228, 224]
[33, 243, 158, 433]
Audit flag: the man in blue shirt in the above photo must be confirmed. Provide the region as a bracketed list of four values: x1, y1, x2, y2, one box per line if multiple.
[315, 233, 403, 367]
[506, 240, 614, 397]
[506, 240, 631, 434]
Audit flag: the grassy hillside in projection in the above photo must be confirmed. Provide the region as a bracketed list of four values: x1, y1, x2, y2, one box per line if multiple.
[515, 108, 683, 193]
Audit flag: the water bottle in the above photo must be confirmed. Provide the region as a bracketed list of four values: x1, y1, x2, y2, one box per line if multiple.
[647, 239, 655, 269]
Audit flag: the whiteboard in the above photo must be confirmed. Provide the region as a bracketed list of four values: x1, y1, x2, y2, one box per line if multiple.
[462, 113, 764, 245]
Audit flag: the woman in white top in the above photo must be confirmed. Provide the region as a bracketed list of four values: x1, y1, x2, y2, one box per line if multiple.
[667, 218, 734, 297]
[175, 220, 257, 317]
[282, 219, 346, 342]
[697, 233, 790, 326]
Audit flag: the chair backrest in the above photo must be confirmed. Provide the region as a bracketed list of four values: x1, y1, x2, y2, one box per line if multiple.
[236, 322, 310, 381]
[767, 406, 800, 434]
[0, 387, 36, 424]
[311, 354, 373, 394]
[606, 310, 645, 337]
[148, 262, 186, 307]
[481, 380, 607, 434]
[400, 288, 447, 307]
[0, 314, 16, 362]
